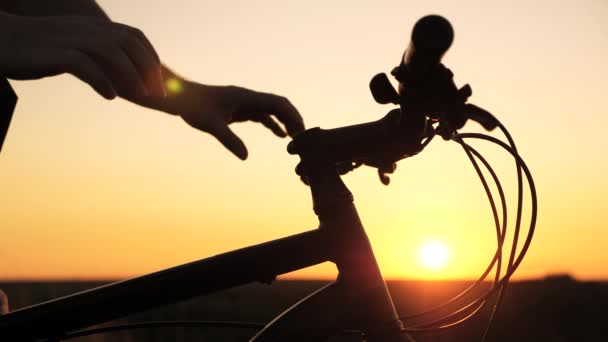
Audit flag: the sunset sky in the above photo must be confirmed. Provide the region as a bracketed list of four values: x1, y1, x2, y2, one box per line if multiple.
[1, 0, 606, 281]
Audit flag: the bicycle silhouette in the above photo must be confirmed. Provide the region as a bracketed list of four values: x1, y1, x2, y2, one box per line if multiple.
[0, 15, 536, 342]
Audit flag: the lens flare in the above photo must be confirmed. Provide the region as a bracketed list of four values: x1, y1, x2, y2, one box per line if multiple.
[166, 78, 184, 94]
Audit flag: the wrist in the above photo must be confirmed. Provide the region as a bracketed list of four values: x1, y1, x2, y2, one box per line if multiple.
[130, 73, 196, 116]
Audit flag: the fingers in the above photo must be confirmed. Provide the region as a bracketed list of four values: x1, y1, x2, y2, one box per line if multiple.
[121, 25, 161, 64]
[2, 16, 163, 100]
[93, 46, 149, 97]
[252, 92, 305, 137]
[72, 20, 163, 99]
[62, 50, 116, 99]
[119, 38, 164, 97]
[208, 121, 248, 160]
[260, 115, 287, 138]
[115, 25, 165, 97]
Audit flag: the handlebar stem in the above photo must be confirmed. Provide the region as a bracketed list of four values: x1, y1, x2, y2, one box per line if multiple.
[299, 158, 413, 340]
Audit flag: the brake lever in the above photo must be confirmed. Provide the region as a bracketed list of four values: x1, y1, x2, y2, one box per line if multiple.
[448, 83, 499, 132]
[433, 83, 498, 139]
[465, 103, 499, 131]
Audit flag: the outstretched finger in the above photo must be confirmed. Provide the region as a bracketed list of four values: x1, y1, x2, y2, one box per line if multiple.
[255, 93, 305, 137]
[207, 121, 248, 160]
[260, 116, 287, 138]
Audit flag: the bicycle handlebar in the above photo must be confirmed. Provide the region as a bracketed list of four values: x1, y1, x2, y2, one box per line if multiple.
[287, 109, 426, 167]
[402, 15, 453, 76]
[289, 15, 498, 183]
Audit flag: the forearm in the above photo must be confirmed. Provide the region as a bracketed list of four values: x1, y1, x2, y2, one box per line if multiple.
[1, 3, 304, 160]
[1, 0, 187, 113]
[0, 0, 110, 18]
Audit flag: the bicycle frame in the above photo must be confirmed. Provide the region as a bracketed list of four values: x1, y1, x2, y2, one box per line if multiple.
[0, 162, 413, 342]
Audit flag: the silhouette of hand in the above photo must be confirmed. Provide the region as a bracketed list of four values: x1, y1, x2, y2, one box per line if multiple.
[0, 14, 164, 99]
[171, 83, 305, 160]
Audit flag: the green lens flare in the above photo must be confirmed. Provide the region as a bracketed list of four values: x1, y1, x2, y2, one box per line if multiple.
[166, 78, 184, 94]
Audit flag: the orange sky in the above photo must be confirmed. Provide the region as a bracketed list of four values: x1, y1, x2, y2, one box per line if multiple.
[1, 0, 607, 281]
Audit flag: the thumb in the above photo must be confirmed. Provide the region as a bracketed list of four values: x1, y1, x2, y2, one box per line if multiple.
[209, 122, 248, 160]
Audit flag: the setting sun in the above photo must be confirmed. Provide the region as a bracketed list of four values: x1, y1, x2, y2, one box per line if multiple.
[419, 240, 450, 270]
[0, 0, 606, 285]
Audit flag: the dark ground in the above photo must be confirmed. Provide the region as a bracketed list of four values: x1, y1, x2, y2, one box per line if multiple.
[0, 275, 606, 341]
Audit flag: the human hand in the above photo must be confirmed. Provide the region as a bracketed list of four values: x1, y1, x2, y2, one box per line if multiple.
[0, 14, 164, 99]
[163, 82, 304, 160]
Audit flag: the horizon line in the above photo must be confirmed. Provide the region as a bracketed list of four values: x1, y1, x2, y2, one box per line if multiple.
[0, 274, 601, 283]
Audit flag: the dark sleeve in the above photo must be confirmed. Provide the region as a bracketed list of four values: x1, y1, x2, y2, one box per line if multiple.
[0, 0, 109, 18]
[0, 77, 17, 153]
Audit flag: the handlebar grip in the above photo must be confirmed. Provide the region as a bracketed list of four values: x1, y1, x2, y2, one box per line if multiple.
[288, 110, 401, 162]
[288, 16, 471, 169]
[402, 15, 454, 75]
[288, 109, 426, 165]
[465, 104, 499, 131]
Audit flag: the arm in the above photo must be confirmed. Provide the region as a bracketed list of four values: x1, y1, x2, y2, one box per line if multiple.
[0, 1, 304, 159]
[0, 0, 108, 17]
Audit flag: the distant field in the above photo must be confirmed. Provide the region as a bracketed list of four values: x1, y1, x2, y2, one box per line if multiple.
[1, 276, 606, 341]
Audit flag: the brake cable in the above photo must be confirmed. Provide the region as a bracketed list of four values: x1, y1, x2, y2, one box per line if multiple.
[399, 122, 537, 342]
[400, 135, 508, 331]
[47, 128, 535, 342]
